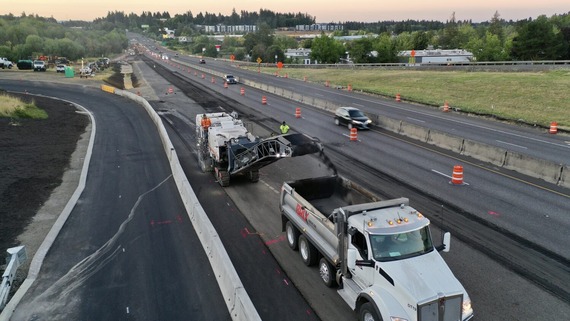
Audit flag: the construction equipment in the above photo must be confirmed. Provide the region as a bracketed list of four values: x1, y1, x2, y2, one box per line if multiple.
[280, 175, 474, 321]
[195, 112, 321, 186]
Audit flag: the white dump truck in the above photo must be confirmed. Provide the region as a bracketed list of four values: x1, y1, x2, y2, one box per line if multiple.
[280, 175, 474, 321]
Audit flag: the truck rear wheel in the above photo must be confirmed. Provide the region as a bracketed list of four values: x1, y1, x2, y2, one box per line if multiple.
[319, 258, 337, 287]
[299, 235, 318, 266]
[285, 221, 300, 250]
[359, 302, 382, 321]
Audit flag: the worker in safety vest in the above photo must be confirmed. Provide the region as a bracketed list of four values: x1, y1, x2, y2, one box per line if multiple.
[280, 121, 290, 134]
[201, 114, 211, 129]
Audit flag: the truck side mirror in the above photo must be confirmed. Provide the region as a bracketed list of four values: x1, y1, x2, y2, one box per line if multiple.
[347, 248, 356, 270]
[442, 232, 451, 252]
[436, 232, 451, 252]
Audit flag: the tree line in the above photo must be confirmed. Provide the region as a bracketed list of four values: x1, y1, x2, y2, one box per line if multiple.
[1, 10, 569, 64]
[0, 13, 127, 62]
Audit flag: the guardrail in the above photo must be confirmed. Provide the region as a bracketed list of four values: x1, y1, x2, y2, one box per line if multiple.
[0, 247, 26, 311]
[231, 59, 570, 71]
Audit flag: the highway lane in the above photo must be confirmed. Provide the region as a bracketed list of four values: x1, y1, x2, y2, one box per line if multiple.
[143, 54, 570, 255]
[155, 43, 570, 167]
[0, 81, 231, 320]
[133, 58, 570, 319]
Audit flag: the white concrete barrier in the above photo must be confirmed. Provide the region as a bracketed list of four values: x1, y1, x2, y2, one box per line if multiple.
[427, 129, 464, 154]
[399, 121, 430, 142]
[559, 166, 569, 188]
[376, 116, 401, 133]
[503, 151, 563, 185]
[462, 139, 507, 167]
[115, 90, 261, 321]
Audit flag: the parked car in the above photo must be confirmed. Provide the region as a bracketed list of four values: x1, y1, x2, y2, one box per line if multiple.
[0, 57, 13, 69]
[223, 74, 238, 84]
[17, 60, 34, 70]
[334, 106, 372, 129]
[56, 64, 66, 73]
[199, 59, 206, 64]
[33, 60, 46, 72]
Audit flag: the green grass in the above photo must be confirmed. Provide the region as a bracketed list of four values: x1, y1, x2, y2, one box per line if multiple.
[252, 67, 570, 129]
[0, 94, 48, 119]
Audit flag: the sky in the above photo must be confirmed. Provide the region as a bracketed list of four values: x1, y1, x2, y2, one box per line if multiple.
[2, 0, 569, 23]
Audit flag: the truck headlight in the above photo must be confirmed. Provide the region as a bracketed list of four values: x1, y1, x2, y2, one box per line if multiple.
[462, 297, 473, 319]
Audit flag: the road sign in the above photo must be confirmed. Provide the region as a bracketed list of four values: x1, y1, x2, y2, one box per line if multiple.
[256, 57, 262, 64]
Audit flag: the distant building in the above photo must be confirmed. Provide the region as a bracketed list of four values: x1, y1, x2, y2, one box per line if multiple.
[295, 23, 343, 31]
[399, 49, 473, 64]
[202, 24, 257, 34]
[285, 48, 312, 64]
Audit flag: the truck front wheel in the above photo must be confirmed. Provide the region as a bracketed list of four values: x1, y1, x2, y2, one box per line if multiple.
[359, 302, 382, 321]
[285, 221, 299, 250]
[299, 235, 318, 266]
[319, 258, 337, 287]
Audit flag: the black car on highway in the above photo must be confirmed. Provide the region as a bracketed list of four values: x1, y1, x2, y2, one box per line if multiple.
[334, 106, 373, 129]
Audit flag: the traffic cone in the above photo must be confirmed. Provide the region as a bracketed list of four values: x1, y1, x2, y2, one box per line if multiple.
[349, 128, 358, 141]
[325, 80, 330, 87]
[295, 108, 301, 118]
[549, 122, 558, 134]
[211, 76, 215, 84]
[396, 93, 401, 102]
[262, 96, 267, 105]
[224, 82, 228, 89]
[443, 101, 450, 112]
[201, 74, 205, 79]
[347, 84, 352, 92]
[450, 165, 464, 185]
[303, 76, 307, 82]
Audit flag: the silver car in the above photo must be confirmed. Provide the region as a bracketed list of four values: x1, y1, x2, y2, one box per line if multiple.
[334, 107, 372, 129]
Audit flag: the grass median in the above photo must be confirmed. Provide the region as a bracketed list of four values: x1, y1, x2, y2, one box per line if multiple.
[0, 93, 48, 119]
[255, 67, 570, 130]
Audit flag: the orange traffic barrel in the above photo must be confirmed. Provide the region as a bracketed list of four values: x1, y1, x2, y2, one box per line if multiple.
[303, 76, 307, 82]
[443, 101, 450, 112]
[262, 96, 267, 105]
[347, 84, 352, 92]
[167, 87, 173, 94]
[224, 82, 228, 89]
[396, 93, 401, 102]
[295, 108, 301, 118]
[240, 87, 245, 96]
[325, 80, 330, 87]
[549, 122, 558, 134]
[211, 76, 215, 84]
[349, 128, 358, 141]
[451, 165, 464, 185]
[201, 74, 205, 79]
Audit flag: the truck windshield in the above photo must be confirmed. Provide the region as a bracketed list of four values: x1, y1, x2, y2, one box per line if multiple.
[370, 227, 433, 261]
